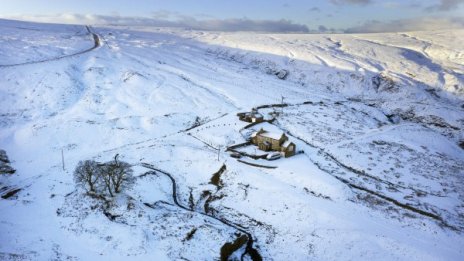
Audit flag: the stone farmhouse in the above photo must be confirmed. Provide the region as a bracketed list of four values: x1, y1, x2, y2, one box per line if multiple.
[237, 110, 264, 123]
[251, 129, 296, 157]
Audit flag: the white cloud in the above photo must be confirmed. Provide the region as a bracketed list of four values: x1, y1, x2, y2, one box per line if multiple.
[308, 7, 321, 12]
[330, 0, 372, 5]
[345, 16, 464, 33]
[3, 13, 463, 34]
[425, 0, 464, 11]
[1, 13, 310, 33]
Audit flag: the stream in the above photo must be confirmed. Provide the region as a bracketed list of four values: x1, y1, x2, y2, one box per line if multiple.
[140, 163, 262, 261]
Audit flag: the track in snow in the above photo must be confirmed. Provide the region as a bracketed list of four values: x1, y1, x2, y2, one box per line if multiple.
[0, 26, 101, 68]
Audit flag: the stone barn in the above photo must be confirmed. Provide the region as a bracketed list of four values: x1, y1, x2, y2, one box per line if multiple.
[237, 110, 264, 123]
[251, 129, 296, 157]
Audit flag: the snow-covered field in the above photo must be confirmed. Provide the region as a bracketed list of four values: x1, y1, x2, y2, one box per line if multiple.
[0, 19, 463, 260]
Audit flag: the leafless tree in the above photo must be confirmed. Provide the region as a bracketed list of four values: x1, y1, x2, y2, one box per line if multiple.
[100, 154, 135, 196]
[73, 154, 135, 197]
[73, 160, 100, 193]
[99, 164, 115, 197]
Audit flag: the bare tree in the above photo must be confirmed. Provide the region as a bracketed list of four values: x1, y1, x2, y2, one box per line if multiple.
[73, 160, 100, 193]
[100, 154, 135, 196]
[99, 164, 115, 197]
[74, 154, 135, 197]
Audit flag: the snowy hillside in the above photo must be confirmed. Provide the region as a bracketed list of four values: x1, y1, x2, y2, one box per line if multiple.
[0, 19, 463, 260]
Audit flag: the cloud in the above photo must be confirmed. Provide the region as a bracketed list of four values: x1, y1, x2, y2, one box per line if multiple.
[318, 25, 329, 32]
[345, 16, 464, 33]
[4, 13, 462, 34]
[1, 13, 309, 33]
[382, 2, 402, 9]
[330, 0, 372, 5]
[308, 7, 321, 12]
[425, 0, 464, 11]
[189, 18, 309, 32]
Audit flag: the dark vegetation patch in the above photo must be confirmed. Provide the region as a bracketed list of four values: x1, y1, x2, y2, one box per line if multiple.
[204, 194, 225, 215]
[304, 187, 332, 200]
[210, 164, 226, 189]
[188, 188, 195, 210]
[220, 234, 248, 261]
[183, 228, 197, 242]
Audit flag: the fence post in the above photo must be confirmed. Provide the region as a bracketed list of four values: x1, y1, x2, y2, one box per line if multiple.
[61, 149, 65, 171]
[217, 146, 222, 161]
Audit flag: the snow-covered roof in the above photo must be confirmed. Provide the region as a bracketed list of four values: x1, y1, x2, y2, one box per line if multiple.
[282, 140, 293, 148]
[259, 131, 284, 140]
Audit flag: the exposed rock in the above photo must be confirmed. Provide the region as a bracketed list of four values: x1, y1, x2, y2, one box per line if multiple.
[371, 73, 397, 92]
[425, 88, 440, 98]
[1, 188, 21, 199]
[275, 69, 289, 80]
[459, 140, 464, 150]
[0, 150, 15, 175]
[265, 67, 274, 75]
[0, 150, 9, 164]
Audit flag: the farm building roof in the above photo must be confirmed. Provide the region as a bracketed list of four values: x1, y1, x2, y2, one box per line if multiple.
[282, 140, 293, 148]
[259, 131, 284, 140]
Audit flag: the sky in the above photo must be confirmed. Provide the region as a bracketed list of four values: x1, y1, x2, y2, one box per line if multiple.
[1, 0, 463, 32]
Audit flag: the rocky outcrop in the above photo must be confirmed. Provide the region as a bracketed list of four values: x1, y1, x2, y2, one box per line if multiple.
[275, 69, 289, 80]
[0, 150, 15, 174]
[371, 73, 397, 93]
[459, 140, 464, 150]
